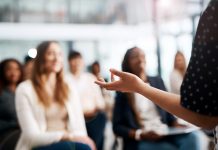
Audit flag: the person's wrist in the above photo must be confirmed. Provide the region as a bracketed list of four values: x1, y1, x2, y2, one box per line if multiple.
[135, 129, 143, 141]
[62, 132, 74, 141]
[61, 133, 69, 141]
[136, 80, 147, 94]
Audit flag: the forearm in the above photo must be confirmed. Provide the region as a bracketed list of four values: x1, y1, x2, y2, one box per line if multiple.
[113, 124, 134, 139]
[138, 83, 218, 129]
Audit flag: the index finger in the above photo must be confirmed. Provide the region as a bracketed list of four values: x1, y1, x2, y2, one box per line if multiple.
[95, 80, 119, 90]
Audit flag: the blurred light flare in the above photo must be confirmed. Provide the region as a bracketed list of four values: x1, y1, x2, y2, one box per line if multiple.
[28, 48, 37, 58]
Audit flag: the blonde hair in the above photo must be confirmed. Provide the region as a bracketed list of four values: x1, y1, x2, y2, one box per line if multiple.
[174, 51, 186, 76]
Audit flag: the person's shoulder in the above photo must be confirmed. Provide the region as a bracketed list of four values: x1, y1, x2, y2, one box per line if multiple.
[148, 75, 163, 82]
[65, 73, 71, 78]
[17, 80, 32, 90]
[83, 72, 96, 80]
[16, 80, 34, 96]
[81, 72, 98, 85]
[64, 73, 74, 82]
[64, 76, 79, 96]
[171, 69, 179, 75]
[170, 69, 181, 78]
[148, 76, 166, 89]
[65, 81, 81, 105]
[63, 75, 76, 91]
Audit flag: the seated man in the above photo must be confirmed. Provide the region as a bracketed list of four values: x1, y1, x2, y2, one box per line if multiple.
[67, 51, 107, 150]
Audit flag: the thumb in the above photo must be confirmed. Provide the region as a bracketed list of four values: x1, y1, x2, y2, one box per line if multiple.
[97, 77, 105, 82]
[109, 69, 127, 78]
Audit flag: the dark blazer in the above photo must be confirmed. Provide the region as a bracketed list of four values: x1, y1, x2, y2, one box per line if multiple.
[0, 88, 20, 150]
[0, 88, 18, 134]
[112, 76, 176, 150]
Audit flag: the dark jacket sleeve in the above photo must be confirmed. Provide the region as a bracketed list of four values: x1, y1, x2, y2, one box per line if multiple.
[0, 120, 18, 133]
[150, 76, 177, 125]
[0, 93, 19, 134]
[112, 92, 137, 139]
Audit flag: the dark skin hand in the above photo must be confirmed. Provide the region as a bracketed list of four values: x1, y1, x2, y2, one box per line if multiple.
[129, 121, 185, 142]
[129, 129, 163, 141]
[140, 131, 163, 141]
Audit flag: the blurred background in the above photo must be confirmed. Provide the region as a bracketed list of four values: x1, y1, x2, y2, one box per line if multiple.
[0, 0, 210, 88]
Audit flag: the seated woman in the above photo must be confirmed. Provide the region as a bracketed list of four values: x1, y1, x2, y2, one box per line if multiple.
[15, 41, 96, 150]
[0, 59, 23, 149]
[112, 47, 206, 150]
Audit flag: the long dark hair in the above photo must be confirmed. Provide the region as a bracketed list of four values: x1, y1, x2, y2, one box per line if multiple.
[122, 47, 137, 73]
[121, 47, 144, 127]
[31, 41, 69, 107]
[0, 58, 23, 93]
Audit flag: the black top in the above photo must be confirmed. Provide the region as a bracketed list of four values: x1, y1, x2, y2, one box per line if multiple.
[0, 88, 19, 134]
[180, 0, 218, 116]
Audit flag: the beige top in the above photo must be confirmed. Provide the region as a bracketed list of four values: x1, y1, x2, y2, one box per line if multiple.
[170, 70, 183, 94]
[46, 102, 68, 132]
[134, 93, 168, 135]
[66, 72, 105, 114]
[15, 80, 87, 150]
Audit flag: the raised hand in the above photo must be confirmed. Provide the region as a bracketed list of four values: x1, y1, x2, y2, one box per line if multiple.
[95, 69, 145, 93]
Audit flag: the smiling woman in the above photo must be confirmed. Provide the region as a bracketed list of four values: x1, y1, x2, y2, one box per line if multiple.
[15, 41, 96, 150]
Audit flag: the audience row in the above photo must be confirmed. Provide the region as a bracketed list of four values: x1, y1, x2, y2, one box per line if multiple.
[0, 41, 210, 150]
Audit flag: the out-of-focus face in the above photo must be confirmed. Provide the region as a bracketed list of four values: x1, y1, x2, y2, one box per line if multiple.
[175, 54, 186, 70]
[92, 64, 100, 75]
[5, 61, 21, 84]
[128, 48, 146, 74]
[43, 42, 63, 74]
[69, 56, 84, 74]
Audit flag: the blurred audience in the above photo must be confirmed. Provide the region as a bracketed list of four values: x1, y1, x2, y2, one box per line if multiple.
[67, 51, 106, 150]
[0, 46, 210, 150]
[0, 58, 23, 149]
[170, 51, 189, 126]
[90, 60, 114, 120]
[170, 51, 191, 127]
[170, 51, 187, 94]
[90, 61, 101, 78]
[23, 55, 34, 80]
[113, 47, 205, 150]
[15, 41, 95, 150]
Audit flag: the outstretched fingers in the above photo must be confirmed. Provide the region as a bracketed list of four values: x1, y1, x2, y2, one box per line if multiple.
[95, 69, 130, 91]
